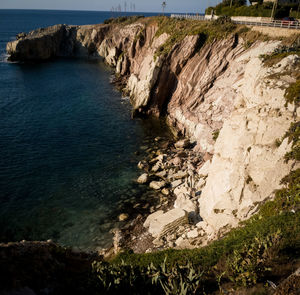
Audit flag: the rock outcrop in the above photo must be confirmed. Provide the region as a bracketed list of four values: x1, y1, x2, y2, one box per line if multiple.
[7, 18, 300, 244]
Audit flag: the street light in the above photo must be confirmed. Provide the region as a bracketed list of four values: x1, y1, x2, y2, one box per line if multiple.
[271, 0, 278, 20]
[162, 1, 167, 15]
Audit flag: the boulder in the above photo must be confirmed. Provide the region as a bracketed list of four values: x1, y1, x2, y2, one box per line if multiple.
[144, 208, 188, 238]
[156, 170, 167, 178]
[172, 171, 188, 180]
[144, 210, 164, 228]
[149, 180, 166, 190]
[161, 188, 170, 195]
[171, 156, 182, 166]
[137, 173, 149, 184]
[171, 179, 183, 188]
[174, 193, 197, 215]
[187, 229, 198, 239]
[118, 213, 129, 222]
[195, 178, 206, 190]
[151, 162, 161, 172]
[175, 139, 190, 149]
[197, 160, 211, 177]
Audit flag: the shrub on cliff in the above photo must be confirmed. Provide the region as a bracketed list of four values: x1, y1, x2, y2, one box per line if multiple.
[104, 15, 144, 25]
[206, 2, 297, 18]
[153, 17, 237, 59]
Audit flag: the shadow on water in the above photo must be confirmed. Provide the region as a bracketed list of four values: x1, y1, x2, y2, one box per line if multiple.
[0, 56, 174, 251]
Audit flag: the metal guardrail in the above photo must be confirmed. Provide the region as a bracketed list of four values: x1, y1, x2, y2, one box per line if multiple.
[171, 14, 205, 21]
[171, 14, 300, 30]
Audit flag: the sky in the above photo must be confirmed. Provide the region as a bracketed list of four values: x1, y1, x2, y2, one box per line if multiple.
[0, 0, 222, 13]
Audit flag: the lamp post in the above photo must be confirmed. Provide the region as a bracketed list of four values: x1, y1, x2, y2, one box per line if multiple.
[271, 0, 278, 20]
[162, 1, 167, 15]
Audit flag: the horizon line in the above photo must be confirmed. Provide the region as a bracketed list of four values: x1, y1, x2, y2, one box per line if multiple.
[0, 8, 205, 14]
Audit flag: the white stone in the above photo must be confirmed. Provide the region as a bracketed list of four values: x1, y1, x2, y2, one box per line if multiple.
[197, 160, 211, 177]
[149, 180, 166, 190]
[171, 179, 183, 188]
[187, 229, 198, 239]
[144, 210, 164, 228]
[195, 178, 206, 190]
[172, 171, 188, 180]
[175, 139, 190, 149]
[137, 173, 149, 184]
[174, 193, 196, 214]
[145, 208, 188, 238]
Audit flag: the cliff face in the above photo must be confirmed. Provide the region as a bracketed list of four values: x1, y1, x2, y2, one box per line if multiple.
[7, 20, 299, 240]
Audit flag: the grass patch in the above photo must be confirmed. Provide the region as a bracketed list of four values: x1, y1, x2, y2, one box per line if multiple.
[283, 121, 300, 162]
[285, 80, 300, 107]
[104, 15, 145, 25]
[260, 38, 300, 67]
[152, 16, 237, 59]
[206, 2, 298, 18]
[212, 130, 220, 141]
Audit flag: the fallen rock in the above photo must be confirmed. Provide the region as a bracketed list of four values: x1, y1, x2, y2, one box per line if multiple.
[118, 213, 129, 222]
[195, 178, 206, 190]
[172, 171, 188, 180]
[173, 185, 191, 197]
[174, 193, 197, 216]
[153, 238, 164, 247]
[171, 179, 183, 188]
[156, 170, 167, 178]
[187, 229, 198, 239]
[144, 210, 164, 228]
[137, 161, 148, 170]
[198, 160, 211, 177]
[144, 208, 188, 238]
[171, 156, 182, 166]
[161, 188, 170, 195]
[175, 139, 190, 149]
[151, 162, 161, 172]
[137, 173, 149, 184]
[149, 180, 166, 190]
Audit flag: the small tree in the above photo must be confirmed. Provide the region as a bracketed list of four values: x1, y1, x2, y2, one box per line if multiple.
[162, 1, 166, 15]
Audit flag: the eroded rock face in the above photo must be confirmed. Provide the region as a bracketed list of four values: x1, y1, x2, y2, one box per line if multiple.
[199, 53, 299, 236]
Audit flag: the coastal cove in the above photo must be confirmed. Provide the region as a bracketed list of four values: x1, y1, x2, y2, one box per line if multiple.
[0, 10, 173, 251]
[1, 8, 300, 294]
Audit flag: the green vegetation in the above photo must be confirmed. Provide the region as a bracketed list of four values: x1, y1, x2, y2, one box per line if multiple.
[260, 40, 300, 67]
[104, 15, 145, 25]
[153, 16, 236, 59]
[285, 80, 300, 107]
[212, 130, 220, 141]
[283, 121, 300, 162]
[206, 1, 298, 18]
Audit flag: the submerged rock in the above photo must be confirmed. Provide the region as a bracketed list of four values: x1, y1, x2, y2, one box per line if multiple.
[118, 213, 129, 222]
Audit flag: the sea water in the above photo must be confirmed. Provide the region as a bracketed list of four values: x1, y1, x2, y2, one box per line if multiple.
[0, 9, 170, 251]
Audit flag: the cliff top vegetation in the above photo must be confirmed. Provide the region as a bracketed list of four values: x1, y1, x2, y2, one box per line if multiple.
[206, 0, 299, 18]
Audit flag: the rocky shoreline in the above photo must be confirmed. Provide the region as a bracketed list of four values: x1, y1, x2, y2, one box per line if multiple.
[113, 136, 207, 254]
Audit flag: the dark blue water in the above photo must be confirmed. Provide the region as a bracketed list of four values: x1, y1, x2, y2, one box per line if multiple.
[0, 10, 170, 250]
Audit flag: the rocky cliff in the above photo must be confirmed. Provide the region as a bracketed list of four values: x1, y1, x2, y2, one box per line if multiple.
[7, 17, 300, 244]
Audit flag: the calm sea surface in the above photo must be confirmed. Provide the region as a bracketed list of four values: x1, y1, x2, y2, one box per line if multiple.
[0, 9, 170, 250]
